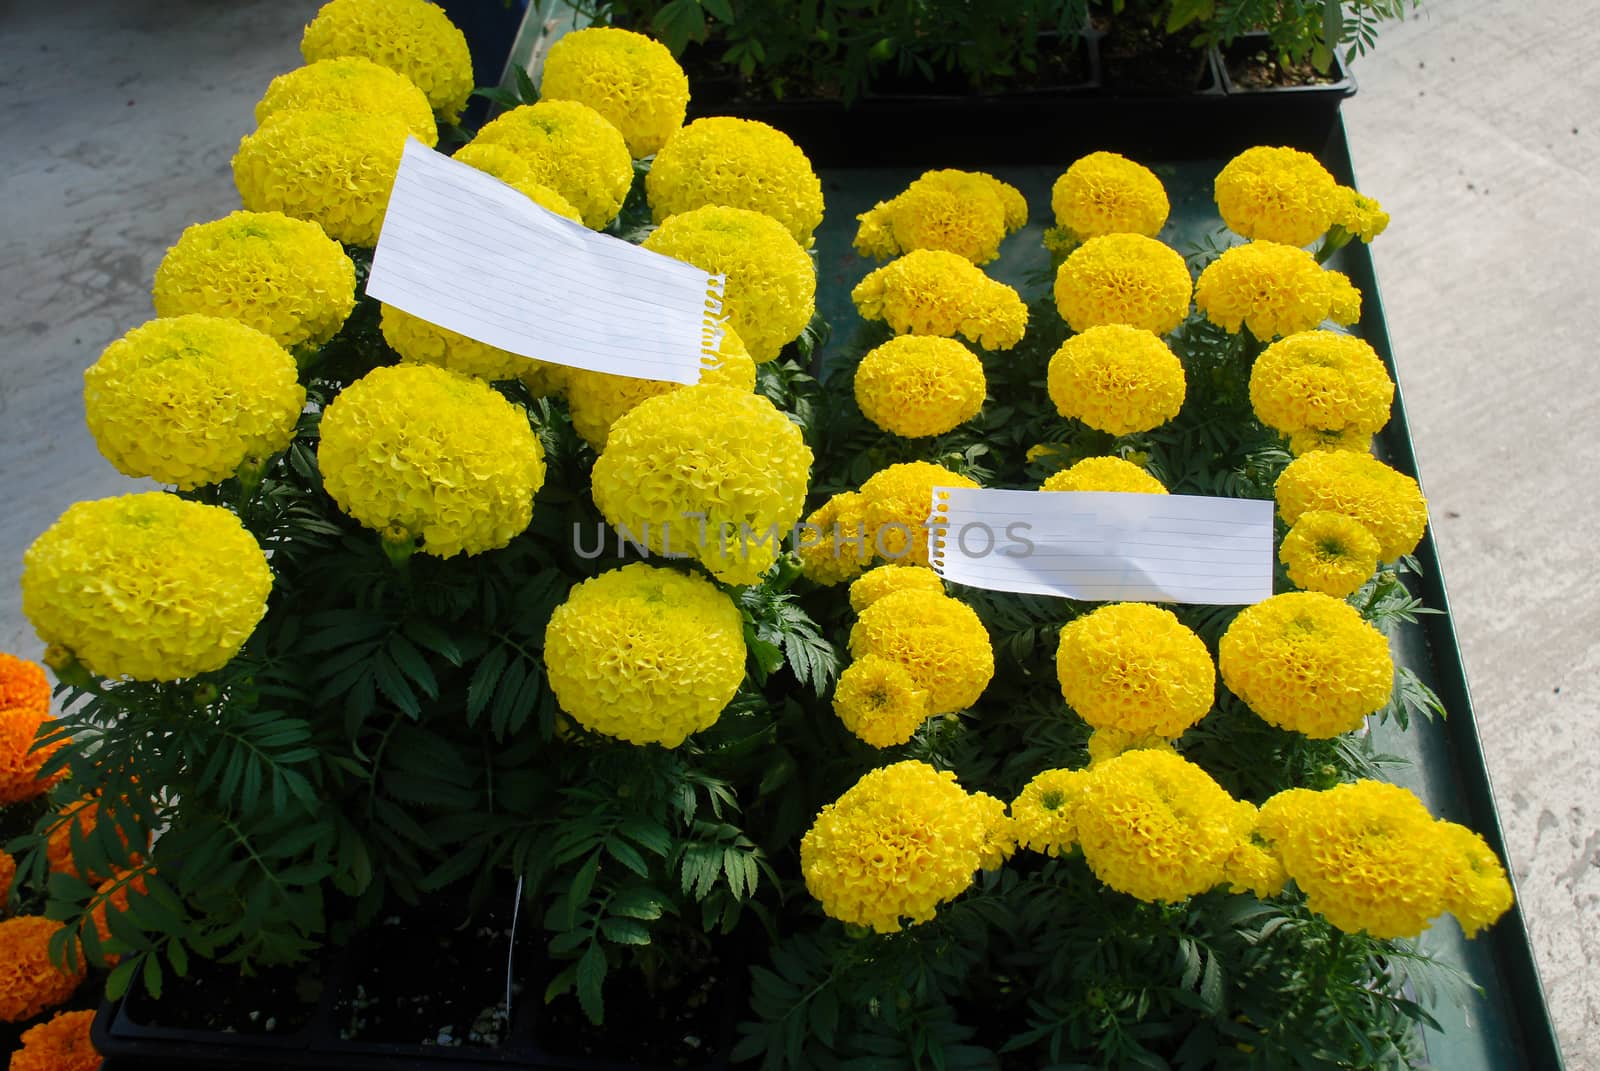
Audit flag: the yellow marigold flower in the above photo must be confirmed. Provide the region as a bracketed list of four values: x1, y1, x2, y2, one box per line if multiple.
[853, 169, 1026, 265]
[832, 654, 930, 748]
[1219, 591, 1392, 738]
[858, 460, 979, 567]
[1249, 329, 1393, 438]
[1075, 749, 1245, 903]
[1326, 270, 1363, 326]
[0, 917, 83, 1023]
[1279, 511, 1381, 598]
[300, 0, 473, 121]
[256, 56, 437, 145]
[564, 325, 755, 451]
[1194, 241, 1336, 340]
[643, 205, 815, 363]
[0, 849, 13, 907]
[797, 492, 872, 586]
[381, 304, 567, 387]
[1331, 187, 1390, 243]
[473, 101, 634, 229]
[1086, 726, 1176, 764]
[85, 316, 304, 490]
[540, 27, 689, 158]
[971, 791, 1017, 870]
[1047, 324, 1186, 436]
[1221, 803, 1288, 899]
[1214, 146, 1339, 248]
[1289, 426, 1373, 456]
[646, 116, 824, 247]
[232, 110, 408, 247]
[848, 564, 943, 613]
[801, 760, 990, 933]
[318, 364, 546, 558]
[1041, 456, 1168, 495]
[1051, 151, 1170, 241]
[450, 143, 583, 222]
[1259, 780, 1449, 939]
[11, 1009, 101, 1071]
[544, 564, 745, 748]
[1055, 233, 1191, 335]
[850, 589, 993, 714]
[1436, 821, 1514, 937]
[152, 211, 356, 350]
[21, 494, 271, 681]
[1276, 450, 1427, 562]
[853, 250, 1027, 351]
[854, 335, 986, 438]
[591, 386, 812, 585]
[1010, 767, 1091, 857]
[1056, 603, 1214, 738]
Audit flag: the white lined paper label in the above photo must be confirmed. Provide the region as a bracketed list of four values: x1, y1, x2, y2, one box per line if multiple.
[366, 138, 723, 384]
[928, 487, 1273, 604]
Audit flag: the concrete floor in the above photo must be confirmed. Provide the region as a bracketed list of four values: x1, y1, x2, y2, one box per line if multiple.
[0, 0, 1593, 1065]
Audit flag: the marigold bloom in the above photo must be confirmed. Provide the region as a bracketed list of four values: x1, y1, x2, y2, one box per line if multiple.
[854, 169, 1026, 264]
[1221, 803, 1288, 899]
[848, 564, 944, 613]
[1, 706, 67, 808]
[1010, 767, 1091, 857]
[85, 316, 304, 491]
[1279, 510, 1381, 598]
[1050, 151, 1170, 241]
[832, 655, 930, 748]
[0, 916, 84, 1023]
[256, 56, 437, 145]
[1250, 330, 1392, 439]
[45, 798, 141, 884]
[381, 305, 540, 382]
[643, 205, 815, 363]
[849, 588, 993, 715]
[152, 211, 356, 350]
[1288, 425, 1373, 457]
[796, 492, 872, 586]
[852, 250, 1028, 351]
[1047, 324, 1187, 435]
[800, 761, 991, 933]
[11, 1008, 102, 1071]
[85, 871, 149, 964]
[300, 0, 473, 121]
[647, 116, 824, 247]
[1331, 186, 1390, 243]
[0, 848, 14, 907]
[1214, 146, 1340, 248]
[1041, 456, 1168, 495]
[0, 653, 49, 719]
[1275, 450, 1428, 562]
[1053, 233, 1192, 335]
[540, 27, 689, 158]
[857, 460, 979, 567]
[319, 364, 546, 558]
[1436, 821, 1514, 937]
[450, 143, 584, 222]
[1325, 270, 1363, 326]
[544, 564, 745, 748]
[22, 494, 271, 681]
[592, 386, 812, 585]
[854, 335, 986, 438]
[1056, 603, 1214, 738]
[1194, 241, 1335, 340]
[472, 100, 634, 229]
[1086, 727, 1176, 764]
[971, 791, 1018, 870]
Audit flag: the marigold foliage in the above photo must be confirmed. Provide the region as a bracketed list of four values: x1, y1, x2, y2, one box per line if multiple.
[85, 315, 304, 490]
[45, 799, 138, 883]
[857, 460, 979, 567]
[1275, 450, 1428, 562]
[11, 1009, 102, 1071]
[300, 0, 473, 121]
[1047, 324, 1187, 436]
[0, 916, 84, 1023]
[318, 364, 546, 558]
[1436, 821, 1515, 938]
[646, 116, 824, 247]
[849, 588, 993, 715]
[854, 335, 987, 438]
[1010, 767, 1091, 857]
[450, 143, 584, 222]
[1194, 241, 1335, 340]
[22, 494, 271, 681]
[796, 491, 872, 586]
[1056, 603, 1215, 738]
[1219, 592, 1393, 738]
[1249, 330, 1393, 439]
[232, 109, 409, 246]
[1041, 456, 1168, 495]
[1279, 510, 1381, 598]
[544, 564, 746, 748]
[591, 386, 812, 585]
[152, 210, 356, 349]
[800, 761, 991, 933]
[854, 169, 1027, 264]
[1332, 186, 1391, 243]
[1214, 145, 1339, 248]
[472, 101, 635, 229]
[380, 305, 556, 383]
[643, 206, 815, 363]
[255, 56, 437, 145]
[848, 564, 944, 613]
[832, 655, 930, 748]
[852, 250, 1028, 351]
[86, 871, 148, 963]
[540, 26, 689, 158]
[1053, 233, 1192, 335]
[1050, 151, 1170, 241]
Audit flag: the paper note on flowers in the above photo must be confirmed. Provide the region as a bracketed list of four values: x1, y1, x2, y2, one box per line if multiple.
[367, 139, 723, 384]
[928, 487, 1273, 604]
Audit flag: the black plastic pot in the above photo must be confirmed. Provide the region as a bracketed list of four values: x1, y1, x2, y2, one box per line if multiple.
[1212, 33, 1358, 156]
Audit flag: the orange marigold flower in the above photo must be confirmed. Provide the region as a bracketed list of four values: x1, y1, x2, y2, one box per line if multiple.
[0, 652, 49, 716]
[1, 704, 67, 808]
[11, 1008, 102, 1071]
[0, 916, 84, 1023]
[45, 799, 139, 884]
[85, 871, 149, 964]
[0, 849, 15, 909]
